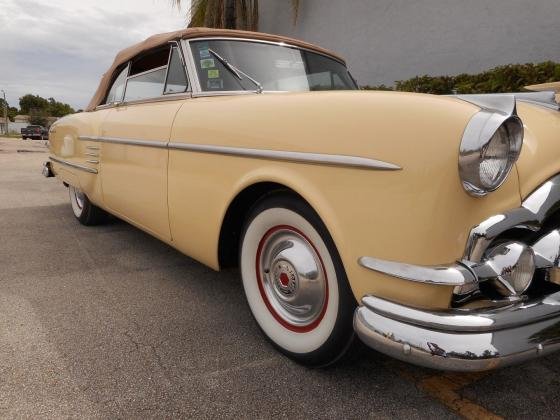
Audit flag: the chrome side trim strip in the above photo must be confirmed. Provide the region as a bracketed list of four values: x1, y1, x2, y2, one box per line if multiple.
[168, 142, 401, 171]
[85, 152, 99, 157]
[86, 145, 99, 150]
[358, 256, 475, 286]
[77, 136, 401, 170]
[78, 136, 167, 149]
[86, 160, 99, 164]
[49, 156, 98, 174]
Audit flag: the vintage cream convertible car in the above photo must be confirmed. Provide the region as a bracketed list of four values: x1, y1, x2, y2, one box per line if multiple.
[44, 28, 560, 371]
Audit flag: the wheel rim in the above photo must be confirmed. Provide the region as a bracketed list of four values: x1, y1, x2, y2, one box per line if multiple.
[69, 186, 85, 217]
[74, 189, 85, 210]
[255, 225, 328, 333]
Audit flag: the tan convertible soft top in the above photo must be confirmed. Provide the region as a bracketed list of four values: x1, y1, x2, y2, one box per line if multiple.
[86, 27, 345, 111]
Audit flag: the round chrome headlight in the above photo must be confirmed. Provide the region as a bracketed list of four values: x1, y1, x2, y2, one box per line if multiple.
[459, 114, 523, 197]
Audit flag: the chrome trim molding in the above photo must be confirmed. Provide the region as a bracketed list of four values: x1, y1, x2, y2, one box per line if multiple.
[84, 152, 99, 157]
[465, 173, 560, 261]
[168, 142, 402, 170]
[186, 36, 346, 65]
[78, 135, 167, 149]
[86, 159, 100, 164]
[454, 92, 559, 112]
[358, 256, 475, 286]
[77, 135, 401, 170]
[354, 293, 560, 371]
[49, 156, 98, 174]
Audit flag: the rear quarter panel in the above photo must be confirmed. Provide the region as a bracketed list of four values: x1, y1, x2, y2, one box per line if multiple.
[49, 110, 109, 206]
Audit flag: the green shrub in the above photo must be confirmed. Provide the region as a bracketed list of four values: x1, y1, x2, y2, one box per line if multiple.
[362, 61, 560, 94]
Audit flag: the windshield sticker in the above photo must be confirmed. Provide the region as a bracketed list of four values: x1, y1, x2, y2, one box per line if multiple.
[200, 59, 215, 69]
[207, 79, 224, 89]
[198, 47, 211, 59]
[207, 69, 220, 79]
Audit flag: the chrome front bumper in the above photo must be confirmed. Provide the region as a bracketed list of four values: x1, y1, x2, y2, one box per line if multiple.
[354, 293, 560, 371]
[355, 173, 560, 371]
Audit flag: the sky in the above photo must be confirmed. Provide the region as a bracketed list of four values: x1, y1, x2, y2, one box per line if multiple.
[0, 0, 188, 110]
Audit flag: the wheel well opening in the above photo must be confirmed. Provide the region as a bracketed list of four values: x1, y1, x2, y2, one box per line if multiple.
[218, 182, 298, 269]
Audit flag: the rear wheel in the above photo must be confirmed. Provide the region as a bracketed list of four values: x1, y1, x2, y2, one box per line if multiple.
[240, 193, 356, 367]
[69, 185, 107, 225]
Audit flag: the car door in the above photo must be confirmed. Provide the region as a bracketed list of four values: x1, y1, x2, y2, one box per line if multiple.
[99, 44, 190, 241]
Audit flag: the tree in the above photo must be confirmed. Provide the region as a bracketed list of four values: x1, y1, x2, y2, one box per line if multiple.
[19, 94, 49, 115]
[47, 97, 75, 117]
[176, 0, 301, 31]
[29, 107, 48, 126]
[0, 98, 17, 121]
[19, 94, 74, 119]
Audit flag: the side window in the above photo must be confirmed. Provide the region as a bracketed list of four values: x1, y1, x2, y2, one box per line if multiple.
[164, 47, 188, 94]
[124, 47, 170, 102]
[105, 66, 128, 104]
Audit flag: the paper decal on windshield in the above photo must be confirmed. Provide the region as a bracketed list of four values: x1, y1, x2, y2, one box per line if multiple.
[198, 43, 210, 58]
[200, 59, 215, 69]
[207, 69, 220, 79]
[207, 79, 224, 89]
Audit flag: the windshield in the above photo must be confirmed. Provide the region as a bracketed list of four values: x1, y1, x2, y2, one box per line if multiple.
[190, 39, 358, 92]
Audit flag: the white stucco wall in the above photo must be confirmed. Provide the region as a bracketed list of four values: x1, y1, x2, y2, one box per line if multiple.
[259, 0, 560, 86]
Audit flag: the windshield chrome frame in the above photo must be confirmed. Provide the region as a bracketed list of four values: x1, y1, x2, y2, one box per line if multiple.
[182, 37, 355, 97]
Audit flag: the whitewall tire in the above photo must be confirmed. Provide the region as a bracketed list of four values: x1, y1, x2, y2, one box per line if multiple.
[68, 185, 107, 226]
[240, 193, 356, 366]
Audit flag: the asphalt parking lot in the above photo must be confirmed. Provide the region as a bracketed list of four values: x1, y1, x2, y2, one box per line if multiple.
[1, 136, 560, 419]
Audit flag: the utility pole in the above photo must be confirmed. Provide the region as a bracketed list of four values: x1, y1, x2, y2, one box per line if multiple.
[0, 90, 7, 136]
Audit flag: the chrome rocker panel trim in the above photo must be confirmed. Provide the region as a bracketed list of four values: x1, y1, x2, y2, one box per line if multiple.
[49, 156, 98, 174]
[354, 293, 560, 371]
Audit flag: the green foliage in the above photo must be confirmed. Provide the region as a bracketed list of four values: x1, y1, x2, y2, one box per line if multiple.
[47, 97, 74, 117]
[29, 108, 49, 126]
[362, 61, 560, 94]
[19, 94, 74, 118]
[19, 94, 49, 114]
[0, 98, 18, 121]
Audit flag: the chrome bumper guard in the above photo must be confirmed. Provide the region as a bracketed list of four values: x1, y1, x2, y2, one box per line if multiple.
[354, 293, 560, 371]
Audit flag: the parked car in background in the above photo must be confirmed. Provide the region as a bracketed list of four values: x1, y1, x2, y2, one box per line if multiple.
[21, 125, 48, 140]
[43, 28, 560, 371]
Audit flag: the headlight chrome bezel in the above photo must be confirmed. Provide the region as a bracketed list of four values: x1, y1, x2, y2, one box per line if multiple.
[458, 98, 524, 197]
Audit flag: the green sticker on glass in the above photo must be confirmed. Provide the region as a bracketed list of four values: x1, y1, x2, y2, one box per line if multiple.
[200, 58, 215, 69]
[207, 69, 220, 79]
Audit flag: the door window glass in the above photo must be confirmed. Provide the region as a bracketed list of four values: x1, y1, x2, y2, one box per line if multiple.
[124, 68, 167, 102]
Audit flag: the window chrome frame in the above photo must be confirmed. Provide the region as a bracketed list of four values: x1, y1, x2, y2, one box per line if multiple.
[96, 40, 193, 111]
[163, 41, 190, 96]
[183, 36, 356, 97]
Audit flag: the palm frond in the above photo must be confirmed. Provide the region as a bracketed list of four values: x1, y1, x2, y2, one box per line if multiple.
[291, 0, 300, 25]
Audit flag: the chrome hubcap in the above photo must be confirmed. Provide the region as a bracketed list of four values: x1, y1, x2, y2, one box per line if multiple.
[74, 189, 85, 210]
[257, 226, 328, 330]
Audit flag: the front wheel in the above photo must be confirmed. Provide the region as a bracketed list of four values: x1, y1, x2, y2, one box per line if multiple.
[69, 185, 107, 225]
[240, 193, 356, 367]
